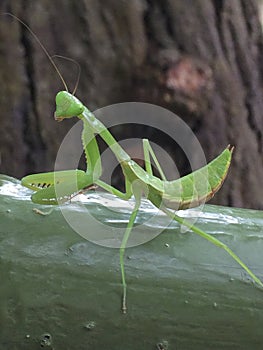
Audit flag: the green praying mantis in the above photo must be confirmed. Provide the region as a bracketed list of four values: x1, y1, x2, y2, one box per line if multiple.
[21, 91, 263, 312]
[12, 13, 262, 313]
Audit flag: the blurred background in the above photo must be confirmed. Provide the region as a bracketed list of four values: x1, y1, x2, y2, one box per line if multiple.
[0, 0, 263, 209]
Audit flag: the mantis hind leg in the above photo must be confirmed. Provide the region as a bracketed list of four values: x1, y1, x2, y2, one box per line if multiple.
[142, 139, 167, 180]
[161, 206, 263, 288]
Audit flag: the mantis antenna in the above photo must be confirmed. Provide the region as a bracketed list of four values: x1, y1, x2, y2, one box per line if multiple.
[52, 55, 81, 95]
[4, 12, 69, 92]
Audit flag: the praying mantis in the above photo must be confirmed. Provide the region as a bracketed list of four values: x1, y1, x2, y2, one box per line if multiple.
[21, 91, 263, 312]
[12, 13, 262, 313]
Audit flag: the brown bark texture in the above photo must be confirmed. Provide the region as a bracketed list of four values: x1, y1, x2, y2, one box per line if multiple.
[0, 0, 263, 209]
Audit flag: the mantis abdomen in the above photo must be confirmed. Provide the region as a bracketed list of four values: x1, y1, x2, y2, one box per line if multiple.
[162, 145, 233, 210]
[120, 145, 233, 211]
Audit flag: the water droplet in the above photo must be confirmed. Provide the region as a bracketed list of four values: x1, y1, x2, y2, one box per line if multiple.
[84, 321, 96, 331]
[40, 333, 52, 347]
[156, 339, 169, 350]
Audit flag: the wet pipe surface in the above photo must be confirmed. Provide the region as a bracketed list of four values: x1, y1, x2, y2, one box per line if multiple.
[0, 175, 263, 349]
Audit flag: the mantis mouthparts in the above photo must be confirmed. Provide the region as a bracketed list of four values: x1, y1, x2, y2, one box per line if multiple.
[54, 112, 65, 122]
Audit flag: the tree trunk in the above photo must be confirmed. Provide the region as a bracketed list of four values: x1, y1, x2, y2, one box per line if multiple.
[0, 0, 263, 209]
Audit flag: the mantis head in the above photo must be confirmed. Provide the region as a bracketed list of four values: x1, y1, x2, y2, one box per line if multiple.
[55, 91, 85, 121]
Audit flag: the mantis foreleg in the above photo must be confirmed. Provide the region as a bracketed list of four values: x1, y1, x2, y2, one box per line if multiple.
[22, 170, 94, 205]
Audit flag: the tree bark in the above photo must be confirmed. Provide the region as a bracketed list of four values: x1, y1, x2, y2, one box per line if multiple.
[0, 0, 263, 209]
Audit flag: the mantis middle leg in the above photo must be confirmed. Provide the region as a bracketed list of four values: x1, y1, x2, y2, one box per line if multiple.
[142, 139, 167, 180]
[95, 178, 132, 201]
[96, 177, 145, 314]
[118, 140, 168, 313]
[119, 185, 142, 313]
[95, 176, 139, 313]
